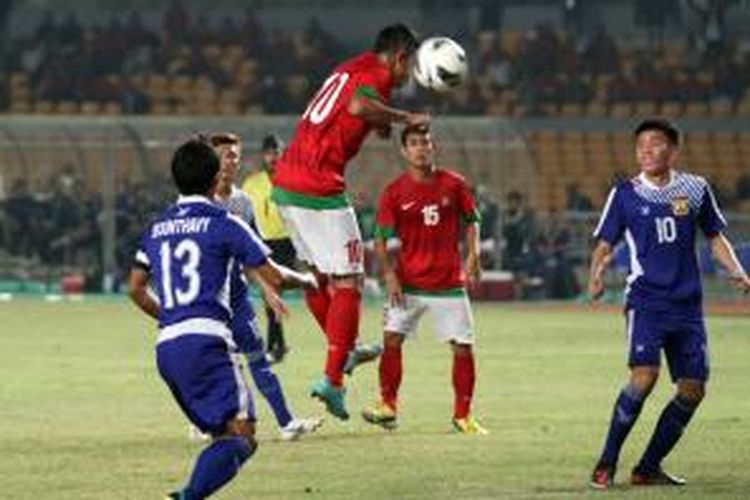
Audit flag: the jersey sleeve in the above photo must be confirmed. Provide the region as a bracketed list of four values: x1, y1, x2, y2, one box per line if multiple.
[224, 214, 270, 268]
[354, 67, 391, 103]
[698, 183, 727, 237]
[457, 178, 481, 223]
[592, 187, 625, 245]
[132, 231, 151, 272]
[374, 187, 396, 240]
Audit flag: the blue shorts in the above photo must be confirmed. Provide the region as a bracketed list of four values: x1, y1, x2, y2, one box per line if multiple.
[231, 300, 265, 362]
[625, 308, 709, 382]
[157, 334, 255, 435]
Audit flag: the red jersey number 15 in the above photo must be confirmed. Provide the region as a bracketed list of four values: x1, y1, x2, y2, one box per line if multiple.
[302, 72, 350, 125]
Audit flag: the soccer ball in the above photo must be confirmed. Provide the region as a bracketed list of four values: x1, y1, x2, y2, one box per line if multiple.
[412, 37, 468, 92]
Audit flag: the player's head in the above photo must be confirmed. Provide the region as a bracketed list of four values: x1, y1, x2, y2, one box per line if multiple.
[633, 118, 680, 176]
[209, 132, 242, 186]
[171, 139, 220, 196]
[400, 123, 434, 170]
[261, 134, 284, 169]
[374, 24, 419, 87]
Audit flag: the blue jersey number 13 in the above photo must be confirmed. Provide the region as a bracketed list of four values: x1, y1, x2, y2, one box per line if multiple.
[160, 239, 202, 308]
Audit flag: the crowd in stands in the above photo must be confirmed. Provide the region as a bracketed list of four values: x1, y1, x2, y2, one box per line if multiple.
[0, 167, 172, 290]
[1, 1, 750, 116]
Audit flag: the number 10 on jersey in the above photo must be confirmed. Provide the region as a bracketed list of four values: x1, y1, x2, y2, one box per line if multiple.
[655, 216, 677, 244]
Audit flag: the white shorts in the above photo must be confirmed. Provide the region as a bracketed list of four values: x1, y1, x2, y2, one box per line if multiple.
[277, 204, 364, 276]
[383, 292, 474, 344]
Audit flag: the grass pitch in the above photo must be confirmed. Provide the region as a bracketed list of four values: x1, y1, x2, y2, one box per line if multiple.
[0, 299, 749, 499]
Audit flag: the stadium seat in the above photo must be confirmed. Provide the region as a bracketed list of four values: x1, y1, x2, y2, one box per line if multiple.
[609, 103, 632, 118]
[56, 101, 79, 114]
[710, 99, 734, 117]
[736, 98, 750, 116]
[684, 102, 708, 117]
[9, 100, 31, 113]
[633, 101, 657, 116]
[659, 101, 684, 117]
[80, 102, 101, 115]
[33, 101, 55, 114]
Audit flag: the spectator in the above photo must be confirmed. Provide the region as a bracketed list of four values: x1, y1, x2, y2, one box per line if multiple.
[501, 190, 535, 273]
[566, 183, 594, 212]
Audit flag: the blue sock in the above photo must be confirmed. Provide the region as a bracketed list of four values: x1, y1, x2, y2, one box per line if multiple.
[636, 395, 697, 473]
[599, 384, 646, 466]
[182, 436, 255, 499]
[248, 356, 293, 428]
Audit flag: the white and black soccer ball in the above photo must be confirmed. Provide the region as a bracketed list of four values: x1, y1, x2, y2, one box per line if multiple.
[412, 36, 468, 93]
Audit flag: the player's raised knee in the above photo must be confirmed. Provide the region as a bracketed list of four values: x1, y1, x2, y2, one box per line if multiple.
[677, 380, 705, 405]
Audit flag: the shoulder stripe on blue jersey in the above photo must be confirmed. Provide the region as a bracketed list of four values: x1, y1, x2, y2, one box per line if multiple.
[135, 249, 150, 267]
[593, 187, 617, 238]
[705, 184, 727, 227]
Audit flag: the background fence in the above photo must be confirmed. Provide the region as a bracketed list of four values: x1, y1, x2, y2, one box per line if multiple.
[1, 115, 748, 300]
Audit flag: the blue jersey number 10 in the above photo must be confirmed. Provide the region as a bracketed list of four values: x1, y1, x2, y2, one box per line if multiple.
[160, 239, 202, 308]
[655, 216, 677, 244]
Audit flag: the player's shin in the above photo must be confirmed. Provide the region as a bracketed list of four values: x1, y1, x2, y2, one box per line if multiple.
[324, 287, 361, 386]
[635, 394, 700, 474]
[379, 342, 403, 409]
[452, 347, 475, 419]
[184, 435, 256, 499]
[247, 356, 293, 428]
[599, 382, 647, 466]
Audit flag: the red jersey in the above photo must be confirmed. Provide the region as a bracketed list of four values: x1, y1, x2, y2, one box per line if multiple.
[375, 168, 479, 292]
[273, 52, 395, 199]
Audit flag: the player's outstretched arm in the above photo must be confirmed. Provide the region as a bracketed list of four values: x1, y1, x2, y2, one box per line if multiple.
[243, 265, 289, 320]
[374, 236, 404, 307]
[263, 259, 318, 290]
[588, 240, 613, 302]
[348, 92, 429, 129]
[709, 233, 750, 294]
[127, 267, 160, 320]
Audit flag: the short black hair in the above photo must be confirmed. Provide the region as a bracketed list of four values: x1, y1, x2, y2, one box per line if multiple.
[261, 134, 284, 152]
[400, 123, 430, 146]
[633, 118, 680, 146]
[171, 139, 220, 195]
[374, 24, 419, 56]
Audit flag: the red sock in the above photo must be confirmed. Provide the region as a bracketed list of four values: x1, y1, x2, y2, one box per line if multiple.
[379, 343, 402, 410]
[452, 350, 475, 419]
[324, 287, 361, 386]
[304, 277, 331, 333]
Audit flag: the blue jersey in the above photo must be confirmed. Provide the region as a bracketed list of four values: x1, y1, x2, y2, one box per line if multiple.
[593, 171, 726, 313]
[134, 196, 269, 336]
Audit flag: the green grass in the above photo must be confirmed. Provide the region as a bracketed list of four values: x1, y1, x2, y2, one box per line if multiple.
[1, 299, 749, 499]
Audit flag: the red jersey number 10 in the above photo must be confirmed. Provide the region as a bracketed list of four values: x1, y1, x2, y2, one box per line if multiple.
[302, 72, 350, 125]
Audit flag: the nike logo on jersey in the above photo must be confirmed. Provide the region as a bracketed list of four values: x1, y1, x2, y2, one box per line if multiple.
[400, 202, 416, 211]
[176, 207, 191, 217]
